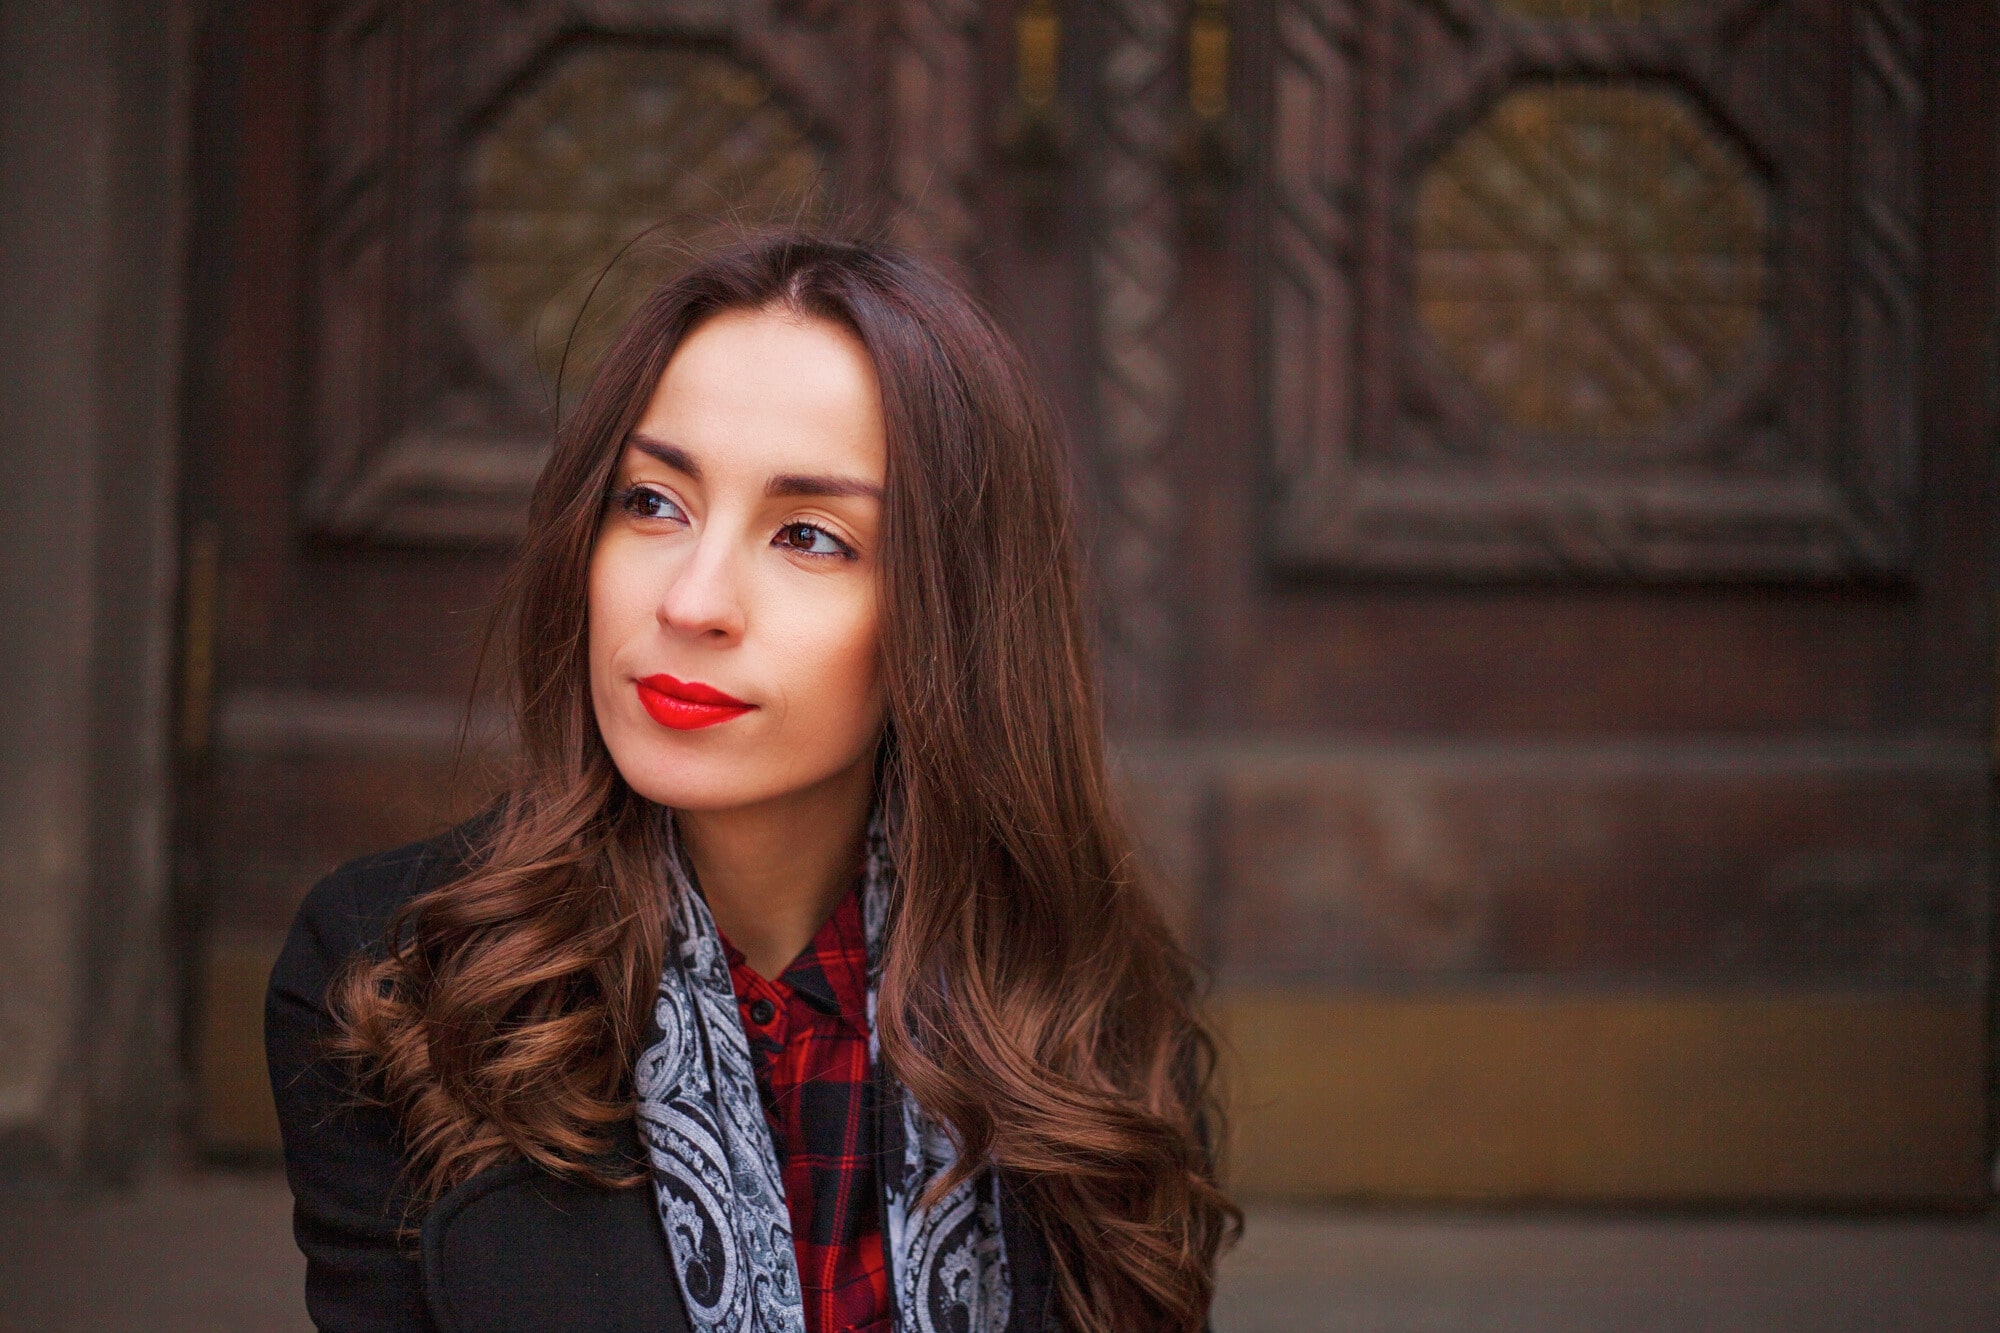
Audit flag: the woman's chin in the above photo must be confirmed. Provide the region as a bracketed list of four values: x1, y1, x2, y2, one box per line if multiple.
[613, 744, 877, 818]
[619, 768, 766, 814]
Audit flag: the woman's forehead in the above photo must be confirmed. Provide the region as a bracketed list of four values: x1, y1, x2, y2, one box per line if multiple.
[634, 308, 886, 482]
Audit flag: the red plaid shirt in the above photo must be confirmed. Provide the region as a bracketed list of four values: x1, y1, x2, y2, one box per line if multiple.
[719, 890, 892, 1333]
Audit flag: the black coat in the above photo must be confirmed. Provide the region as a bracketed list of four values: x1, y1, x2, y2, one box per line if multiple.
[264, 824, 1061, 1333]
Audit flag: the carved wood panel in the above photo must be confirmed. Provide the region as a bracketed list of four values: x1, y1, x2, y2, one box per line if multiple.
[1091, 0, 1192, 727]
[305, 0, 982, 542]
[1261, 0, 1922, 579]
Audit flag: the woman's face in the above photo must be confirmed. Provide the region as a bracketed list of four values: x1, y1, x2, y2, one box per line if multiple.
[588, 307, 888, 813]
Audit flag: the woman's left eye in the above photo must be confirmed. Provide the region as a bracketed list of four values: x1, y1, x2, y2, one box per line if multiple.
[776, 522, 853, 559]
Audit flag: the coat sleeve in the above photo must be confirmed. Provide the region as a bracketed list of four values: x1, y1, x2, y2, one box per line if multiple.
[265, 849, 438, 1333]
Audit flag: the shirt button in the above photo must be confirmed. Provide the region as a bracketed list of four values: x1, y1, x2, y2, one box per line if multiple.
[748, 998, 776, 1026]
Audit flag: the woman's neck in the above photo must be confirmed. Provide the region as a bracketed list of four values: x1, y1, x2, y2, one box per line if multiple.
[673, 755, 875, 980]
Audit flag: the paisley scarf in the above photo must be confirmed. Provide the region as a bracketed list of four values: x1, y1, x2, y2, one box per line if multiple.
[634, 803, 1013, 1333]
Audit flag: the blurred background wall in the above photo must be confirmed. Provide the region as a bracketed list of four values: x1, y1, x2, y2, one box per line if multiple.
[0, 0, 190, 1180]
[1, 0, 1994, 1206]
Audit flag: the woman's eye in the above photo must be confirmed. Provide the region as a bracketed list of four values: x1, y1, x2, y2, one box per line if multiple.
[777, 522, 852, 558]
[619, 486, 685, 522]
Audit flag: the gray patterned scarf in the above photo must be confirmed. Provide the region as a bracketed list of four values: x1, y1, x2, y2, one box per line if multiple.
[634, 803, 1012, 1333]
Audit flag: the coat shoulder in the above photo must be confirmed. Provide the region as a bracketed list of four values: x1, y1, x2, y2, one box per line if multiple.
[277, 812, 496, 981]
[262, 808, 504, 1333]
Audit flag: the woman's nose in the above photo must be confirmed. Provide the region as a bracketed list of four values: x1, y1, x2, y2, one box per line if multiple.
[656, 531, 746, 639]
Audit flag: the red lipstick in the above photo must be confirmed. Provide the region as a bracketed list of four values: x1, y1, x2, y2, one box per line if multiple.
[636, 673, 754, 730]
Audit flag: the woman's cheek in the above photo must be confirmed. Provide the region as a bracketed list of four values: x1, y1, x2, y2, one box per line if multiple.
[831, 604, 886, 752]
[586, 539, 659, 745]
[775, 583, 881, 752]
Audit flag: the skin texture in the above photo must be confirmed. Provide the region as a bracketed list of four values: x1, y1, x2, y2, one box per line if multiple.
[587, 307, 888, 978]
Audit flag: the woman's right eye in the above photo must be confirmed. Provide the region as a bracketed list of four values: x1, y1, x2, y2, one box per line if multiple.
[618, 485, 686, 523]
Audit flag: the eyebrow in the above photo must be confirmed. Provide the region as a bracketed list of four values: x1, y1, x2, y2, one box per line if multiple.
[628, 432, 884, 501]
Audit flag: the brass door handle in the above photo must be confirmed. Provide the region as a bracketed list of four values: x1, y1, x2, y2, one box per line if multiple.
[1177, 0, 1236, 240]
[1000, 0, 1069, 241]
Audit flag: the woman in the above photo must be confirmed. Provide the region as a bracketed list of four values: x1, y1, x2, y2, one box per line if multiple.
[266, 230, 1237, 1333]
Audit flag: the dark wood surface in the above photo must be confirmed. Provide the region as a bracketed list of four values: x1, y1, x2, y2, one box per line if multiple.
[176, 0, 1997, 1193]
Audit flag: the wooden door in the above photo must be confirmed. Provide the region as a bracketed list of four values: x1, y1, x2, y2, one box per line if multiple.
[1112, 0, 1995, 1200]
[182, 0, 1996, 1203]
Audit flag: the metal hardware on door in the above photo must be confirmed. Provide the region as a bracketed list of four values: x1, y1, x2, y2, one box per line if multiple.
[998, 0, 1069, 243]
[1176, 0, 1236, 241]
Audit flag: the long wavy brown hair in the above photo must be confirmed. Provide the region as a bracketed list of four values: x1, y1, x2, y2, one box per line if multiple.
[330, 229, 1239, 1331]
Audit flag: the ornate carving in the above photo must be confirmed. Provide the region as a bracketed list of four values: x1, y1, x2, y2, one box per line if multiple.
[463, 45, 824, 405]
[887, 0, 983, 264]
[1264, 0, 1922, 579]
[1415, 83, 1770, 440]
[1498, 0, 1686, 16]
[1844, 0, 1923, 562]
[306, 0, 980, 542]
[1265, 0, 1364, 523]
[1091, 0, 1192, 726]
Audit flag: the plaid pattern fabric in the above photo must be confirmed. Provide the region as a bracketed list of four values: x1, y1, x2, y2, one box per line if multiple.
[721, 890, 891, 1333]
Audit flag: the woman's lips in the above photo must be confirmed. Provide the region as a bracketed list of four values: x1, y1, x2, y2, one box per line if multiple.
[635, 674, 754, 730]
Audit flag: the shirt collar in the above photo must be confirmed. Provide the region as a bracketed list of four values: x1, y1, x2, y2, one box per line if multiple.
[717, 887, 870, 1026]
